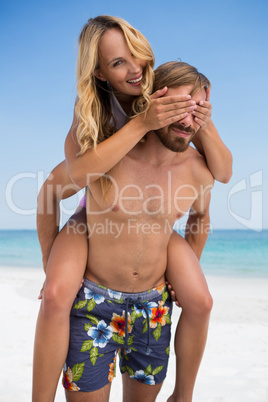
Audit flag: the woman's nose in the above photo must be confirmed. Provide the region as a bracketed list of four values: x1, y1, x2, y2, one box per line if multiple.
[129, 57, 142, 74]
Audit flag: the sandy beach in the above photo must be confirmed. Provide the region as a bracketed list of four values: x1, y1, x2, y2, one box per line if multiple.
[1, 267, 268, 402]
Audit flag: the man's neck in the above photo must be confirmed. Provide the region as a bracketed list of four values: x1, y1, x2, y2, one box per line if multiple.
[129, 131, 179, 166]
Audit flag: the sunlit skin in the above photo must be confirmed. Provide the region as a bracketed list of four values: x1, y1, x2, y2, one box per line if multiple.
[155, 85, 207, 152]
[95, 28, 147, 112]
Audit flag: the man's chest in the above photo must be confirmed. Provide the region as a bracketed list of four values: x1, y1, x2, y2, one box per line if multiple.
[88, 163, 199, 222]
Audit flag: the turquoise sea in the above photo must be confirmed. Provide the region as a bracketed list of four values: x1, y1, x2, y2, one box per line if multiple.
[0, 229, 267, 277]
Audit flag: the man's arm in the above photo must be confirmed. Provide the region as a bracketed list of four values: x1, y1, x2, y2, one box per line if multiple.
[37, 160, 79, 272]
[191, 88, 233, 184]
[185, 186, 212, 260]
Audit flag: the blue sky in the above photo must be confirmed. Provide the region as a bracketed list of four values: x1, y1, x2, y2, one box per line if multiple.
[1, 0, 267, 230]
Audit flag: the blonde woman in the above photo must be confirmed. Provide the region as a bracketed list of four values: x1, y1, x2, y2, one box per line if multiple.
[33, 16, 232, 402]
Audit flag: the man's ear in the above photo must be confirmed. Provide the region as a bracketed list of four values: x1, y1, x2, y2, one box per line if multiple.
[205, 87, 211, 101]
[94, 69, 106, 82]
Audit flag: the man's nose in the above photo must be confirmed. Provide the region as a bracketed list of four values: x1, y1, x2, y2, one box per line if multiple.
[179, 113, 194, 128]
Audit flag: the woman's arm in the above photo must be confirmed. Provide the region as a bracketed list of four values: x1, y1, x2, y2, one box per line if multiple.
[37, 160, 78, 271]
[65, 90, 196, 189]
[185, 192, 212, 260]
[192, 89, 233, 183]
[192, 121, 233, 183]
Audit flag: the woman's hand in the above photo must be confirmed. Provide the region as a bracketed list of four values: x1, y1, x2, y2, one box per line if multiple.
[38, 281, 45, 300]
[192, 88, 212, 129]
[139, 87, 198, 132]
[166, 281, 181, 308]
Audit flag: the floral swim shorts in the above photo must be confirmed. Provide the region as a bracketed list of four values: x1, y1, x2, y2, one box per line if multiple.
[63, 278, 173, 392]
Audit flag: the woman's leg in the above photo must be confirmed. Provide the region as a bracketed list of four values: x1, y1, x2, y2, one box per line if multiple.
[166, 231, 213, 402]
[32, 208, 88, 402]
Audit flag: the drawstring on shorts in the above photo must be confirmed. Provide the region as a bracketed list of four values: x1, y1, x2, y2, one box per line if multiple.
[124, 297, 152, 355]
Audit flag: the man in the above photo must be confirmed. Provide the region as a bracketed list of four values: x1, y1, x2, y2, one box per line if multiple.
[34, 61, 224, 401]
[65, 61, 215, 402]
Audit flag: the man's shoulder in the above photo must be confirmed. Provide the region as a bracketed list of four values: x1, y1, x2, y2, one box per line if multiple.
[177, 145, 205, 166]
[180, 146, 214, 185]
[185, 145, 204, 159]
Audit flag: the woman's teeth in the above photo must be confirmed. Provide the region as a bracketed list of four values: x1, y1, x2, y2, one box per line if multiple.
[127, 75, 142, 84]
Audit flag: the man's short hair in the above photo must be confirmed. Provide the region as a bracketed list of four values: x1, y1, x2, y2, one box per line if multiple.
[153, 61, 211, 96]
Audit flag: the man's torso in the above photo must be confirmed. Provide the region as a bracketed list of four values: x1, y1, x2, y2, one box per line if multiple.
[85, 146, 210, 292]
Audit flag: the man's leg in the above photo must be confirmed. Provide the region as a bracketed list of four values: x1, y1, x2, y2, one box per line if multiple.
[122, 373, 163, 402]
[65, 383, 111, 402]
[119, 284, 172, 402]
[32, 209, 88, 402]
[166, 231, 213, 402]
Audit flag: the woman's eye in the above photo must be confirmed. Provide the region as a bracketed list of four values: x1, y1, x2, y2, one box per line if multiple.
[113, 60, 122, 67]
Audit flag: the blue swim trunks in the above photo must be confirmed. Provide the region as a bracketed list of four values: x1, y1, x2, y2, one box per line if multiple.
[63, 278, 173, 392]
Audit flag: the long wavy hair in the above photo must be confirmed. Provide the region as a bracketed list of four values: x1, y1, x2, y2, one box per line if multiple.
[76, 15, 155, 155]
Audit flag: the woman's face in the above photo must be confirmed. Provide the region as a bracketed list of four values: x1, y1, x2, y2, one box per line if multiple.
[95, 28, 147, 97]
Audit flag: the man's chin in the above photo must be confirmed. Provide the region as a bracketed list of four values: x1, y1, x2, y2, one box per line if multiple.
[155, 130, 194, 153]
[163, 139, 190, 153]
[176, 142, 190, 153]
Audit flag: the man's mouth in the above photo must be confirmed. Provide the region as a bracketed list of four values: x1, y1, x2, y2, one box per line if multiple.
[172, 127, 191, 138]
[127, 74, 143, 85]
[171, 124, 195, 138]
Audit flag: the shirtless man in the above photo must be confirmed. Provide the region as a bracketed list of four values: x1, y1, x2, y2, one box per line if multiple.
[58, 61, 215, 401]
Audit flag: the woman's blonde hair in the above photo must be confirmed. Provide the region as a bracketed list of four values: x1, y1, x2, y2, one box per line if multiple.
[76, 15, 155, 155]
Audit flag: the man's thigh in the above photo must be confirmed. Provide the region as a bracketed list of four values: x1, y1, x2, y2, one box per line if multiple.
[122, 373, 163, 402]
[65, 382, 111, 402]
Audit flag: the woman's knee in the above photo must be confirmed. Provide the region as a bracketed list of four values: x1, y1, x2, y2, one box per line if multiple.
[185, 288, 213, 317]
[42, 280, 74, 316]
[200, 290, 213, 315]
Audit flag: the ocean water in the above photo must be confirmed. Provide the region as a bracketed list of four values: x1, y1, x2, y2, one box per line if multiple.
[0, 229, 267, 277]
[0, 230, 42, 268]
[200, 229, 268, 277]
